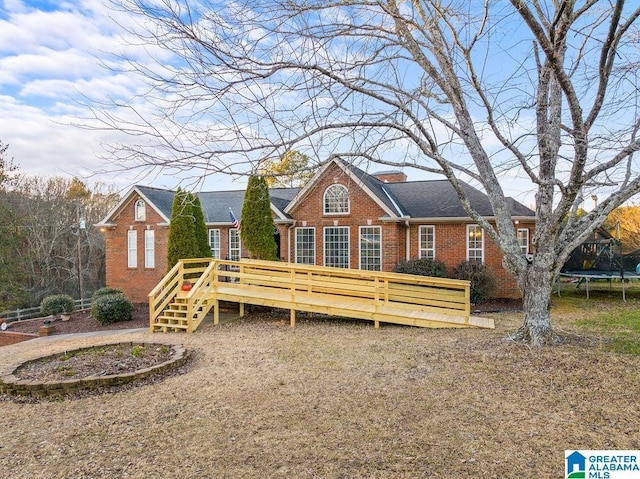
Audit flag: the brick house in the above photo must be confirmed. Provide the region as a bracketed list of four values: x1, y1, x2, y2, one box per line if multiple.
[97, 159, 535, 302]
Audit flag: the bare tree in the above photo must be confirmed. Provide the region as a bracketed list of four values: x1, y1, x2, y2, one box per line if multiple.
[4, 176, 117, 307]
[94, 0, 640, 345]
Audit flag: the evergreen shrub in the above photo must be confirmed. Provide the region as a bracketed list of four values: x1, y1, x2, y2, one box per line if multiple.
[92, 287, 123, 301]
[453, 261, 496, 304]
[393, 258, 448, 278]
[91, 293, 133, 325]
[40, 294, 75, 316]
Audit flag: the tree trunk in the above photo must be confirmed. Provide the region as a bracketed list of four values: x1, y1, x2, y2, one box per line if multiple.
[512, 266, 560, 346]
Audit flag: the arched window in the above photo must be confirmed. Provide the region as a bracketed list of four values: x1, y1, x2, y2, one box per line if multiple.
[134, 199, 146, 221]
[323, 184, 350, 214]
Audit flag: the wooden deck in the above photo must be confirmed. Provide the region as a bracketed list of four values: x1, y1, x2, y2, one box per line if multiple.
[148, 258, 494, 333]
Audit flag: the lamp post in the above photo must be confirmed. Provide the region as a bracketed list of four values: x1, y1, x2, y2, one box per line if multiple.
[72, 203, 86, 303]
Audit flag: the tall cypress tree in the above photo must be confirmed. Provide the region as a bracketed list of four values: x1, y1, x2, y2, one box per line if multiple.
[166, 188, 198, 270]
[193, 194, 212, 258]
[240, 175, 277, 260]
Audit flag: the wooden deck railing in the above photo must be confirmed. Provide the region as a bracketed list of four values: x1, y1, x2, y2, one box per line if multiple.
[149, 258, 493, 333]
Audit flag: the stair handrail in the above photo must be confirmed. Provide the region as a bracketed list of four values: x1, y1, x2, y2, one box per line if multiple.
[183, 258, 217, 332]
[149, 260, 184, 328]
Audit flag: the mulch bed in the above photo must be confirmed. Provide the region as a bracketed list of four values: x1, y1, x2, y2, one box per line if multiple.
[13, 343, 174, 382]
[3, 304, 150, 339]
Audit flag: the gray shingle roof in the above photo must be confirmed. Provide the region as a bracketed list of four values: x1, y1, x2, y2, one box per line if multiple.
[133, 167, 534, 223]
[135, 185, 302, 223]
[136, 186, 176, 221]
[340, 162, 404, 215]
[384, 180, 535, 218]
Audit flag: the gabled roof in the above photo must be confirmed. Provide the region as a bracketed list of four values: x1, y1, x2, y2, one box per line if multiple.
[97, 185, 303, 226]
[284, 158, 403, 217]
[97, 160, 535, 227]
[96, 185, 174, 226]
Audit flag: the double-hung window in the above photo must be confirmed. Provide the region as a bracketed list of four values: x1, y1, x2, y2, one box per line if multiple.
[127, 230, 137, 268]
[359, 226, 381, 271]
[517, 228, 529, 254]
[229, 228, 241, 261]
[419, 225, 435, 259]
[324, 226, 350, 268]
[467, 225, 484, 263]
[209, 229, 221, 259]
[144, 229, 155, 268]
[295, 227, 315, 264]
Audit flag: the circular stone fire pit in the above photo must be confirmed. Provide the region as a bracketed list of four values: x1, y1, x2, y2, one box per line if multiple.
[0, 342, 188, 398]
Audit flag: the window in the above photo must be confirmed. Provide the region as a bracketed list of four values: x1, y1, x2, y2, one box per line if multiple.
[144, 229, 155, 268]
[467, 225, 484, 263]
[127, 229, 137, 268]
[324, 226, 350, 268]
[295, 227, 316, 264]
[517, 228, 529, 254]
[323, 184, 350, 214]
[359, 226, 381, 271]
[419, 225, 435, 259]
[209, 229, 221, 259]
[134, 200, 146, 221]
[229, 228, 241, 261]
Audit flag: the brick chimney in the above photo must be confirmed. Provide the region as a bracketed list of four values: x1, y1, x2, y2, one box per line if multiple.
[372, 170, 407, 183]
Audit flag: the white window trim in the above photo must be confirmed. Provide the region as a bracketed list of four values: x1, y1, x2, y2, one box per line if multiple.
[359, 225, 382, 271]
[209, 228, 221, 259]
[295, 227, 316, 265]
[323, 184, 350, 215]
[517, 228, 530, 255]
[229, 228, 241, 261]
[466, 224, 484, 263]
[134, 199, 146, 221]
[418, 225, 436, 259]
[144, 229, 155, 269]
[127, 229, 137, 268]
[323, 226, 350, 268]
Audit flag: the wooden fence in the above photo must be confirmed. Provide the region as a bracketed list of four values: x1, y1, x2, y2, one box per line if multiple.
[0, 298, 93, 323]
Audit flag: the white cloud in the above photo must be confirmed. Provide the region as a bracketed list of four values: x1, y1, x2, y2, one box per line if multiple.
[0, 0, 166, 189]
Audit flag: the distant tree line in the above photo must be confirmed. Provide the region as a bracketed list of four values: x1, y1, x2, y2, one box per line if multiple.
[0, 141, 119, 310]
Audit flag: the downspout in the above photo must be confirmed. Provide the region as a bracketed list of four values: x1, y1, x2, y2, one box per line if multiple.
[405, 219, 410, 261]
[287, 220, 297, 263]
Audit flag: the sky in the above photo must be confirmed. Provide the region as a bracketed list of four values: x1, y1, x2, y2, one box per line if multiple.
[0, 0, 538, 205]
[0, 0, 247, 193]
[0, 0, 609, 210]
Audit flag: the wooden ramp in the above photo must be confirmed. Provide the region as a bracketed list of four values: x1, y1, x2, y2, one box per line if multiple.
[148, 258, 495, 333]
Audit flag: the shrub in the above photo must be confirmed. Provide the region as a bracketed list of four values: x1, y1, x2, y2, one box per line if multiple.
[91, 293, 133, 325]
[40, 294, 75, 316]
[92, 287, 123, 301]
[393, 258, 448, 278]
[453, 261, 496, 304]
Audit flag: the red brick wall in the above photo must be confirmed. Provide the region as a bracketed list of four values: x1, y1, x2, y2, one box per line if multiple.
[405, 222, 535, 298]
[104, 194, 169, 303]
[103, 172, 533, 301]
[286, 162, 404, 269]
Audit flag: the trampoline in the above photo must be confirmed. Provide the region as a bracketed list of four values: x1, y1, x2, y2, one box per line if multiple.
[557, 270, 640, 300]
[557, 231, 640, 300]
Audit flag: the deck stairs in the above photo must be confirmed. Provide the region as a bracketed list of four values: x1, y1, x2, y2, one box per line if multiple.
[152, 292, 213, 333]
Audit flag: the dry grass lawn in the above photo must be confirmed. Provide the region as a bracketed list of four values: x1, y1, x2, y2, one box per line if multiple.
[1, 297, 639, 478]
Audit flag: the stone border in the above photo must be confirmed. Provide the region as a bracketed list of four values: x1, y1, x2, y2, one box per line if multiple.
[0, 342, 188, 398]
